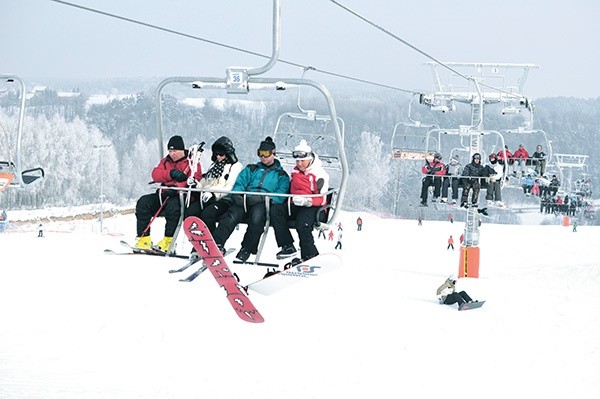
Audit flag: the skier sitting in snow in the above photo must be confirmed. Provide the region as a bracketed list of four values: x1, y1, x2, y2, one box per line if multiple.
[420, 152, 446, 206]
[460, 153, 486, 208]
[436, 277, 476, 308]
[134, 135, 203, 252]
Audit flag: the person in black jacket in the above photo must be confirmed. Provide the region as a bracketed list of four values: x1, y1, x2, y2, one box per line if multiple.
[532, 144, 547, 176]
[460, 153, 486, 208]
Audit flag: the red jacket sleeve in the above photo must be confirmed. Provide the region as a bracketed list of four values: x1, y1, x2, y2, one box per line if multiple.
[151, 156, 197, 188]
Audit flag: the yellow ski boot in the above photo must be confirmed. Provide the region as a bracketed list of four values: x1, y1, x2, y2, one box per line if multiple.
[156, 236, 173, 252]
[134, 236, 152, 250]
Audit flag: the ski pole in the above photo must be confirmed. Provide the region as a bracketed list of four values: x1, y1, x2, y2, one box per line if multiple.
[141, 195, 169, 237]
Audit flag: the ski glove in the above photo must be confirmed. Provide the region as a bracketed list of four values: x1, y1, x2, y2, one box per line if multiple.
[170, 169, 188, 182]
[187, 176, 197, 187]
[292, 196, 312, 207]
[201, 191, 213, 203]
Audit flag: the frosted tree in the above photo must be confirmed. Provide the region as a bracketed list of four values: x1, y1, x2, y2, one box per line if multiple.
[118, 136, 159, 200]
[345, 131, 391, 212]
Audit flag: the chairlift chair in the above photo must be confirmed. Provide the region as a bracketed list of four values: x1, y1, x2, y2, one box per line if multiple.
[0, 74, 45, 190]
[272, 111, 344, 171]
[153, 0, 347, 261]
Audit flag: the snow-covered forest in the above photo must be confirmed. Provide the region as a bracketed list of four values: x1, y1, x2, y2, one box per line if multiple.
[1, 78, 599, 222]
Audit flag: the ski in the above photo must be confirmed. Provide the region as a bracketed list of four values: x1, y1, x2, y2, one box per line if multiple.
[170, 248, 235, 274]
[179, 264, 208, 282]
[114, 240, 189, 259]
[232, 259, 280, 268]
[104, 248, 189, 259]
[183, 216, 264, 323]
[169, 257, 199, 273]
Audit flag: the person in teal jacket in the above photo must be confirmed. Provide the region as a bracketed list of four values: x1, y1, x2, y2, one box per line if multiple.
[212, 136, 290, 262]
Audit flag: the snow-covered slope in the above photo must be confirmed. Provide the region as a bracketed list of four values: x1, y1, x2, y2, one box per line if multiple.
[1, 210, 599, 399]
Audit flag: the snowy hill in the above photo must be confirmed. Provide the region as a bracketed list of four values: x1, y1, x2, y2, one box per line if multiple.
[1, 210, 599, 398]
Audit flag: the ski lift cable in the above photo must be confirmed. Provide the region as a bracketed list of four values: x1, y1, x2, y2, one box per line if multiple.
[47, 0, 413, 94]
[51, 0, 530, 100]
[328, 0, 529, 100]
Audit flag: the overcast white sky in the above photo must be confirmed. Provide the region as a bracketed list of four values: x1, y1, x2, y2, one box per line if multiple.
[2, 0, 599, 98]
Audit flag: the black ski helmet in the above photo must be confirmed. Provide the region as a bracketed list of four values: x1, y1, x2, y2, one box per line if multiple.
[211, 136, 238, 164]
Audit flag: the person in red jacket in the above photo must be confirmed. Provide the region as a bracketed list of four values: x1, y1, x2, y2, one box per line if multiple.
[134, 135, 202, 251]
[447, 235, 455, 250]
[420, 152, 446, 206]
[497, 145, 513, 175]
[512, 143, 530, 176]
[270, 139, 330, 262]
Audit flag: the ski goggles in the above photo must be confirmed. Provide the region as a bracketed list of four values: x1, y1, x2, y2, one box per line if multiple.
[292, 150, 312, 160]
[257, 149, 274, 158]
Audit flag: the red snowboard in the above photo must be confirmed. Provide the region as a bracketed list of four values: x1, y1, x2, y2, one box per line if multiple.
[183, 216, 264, 323]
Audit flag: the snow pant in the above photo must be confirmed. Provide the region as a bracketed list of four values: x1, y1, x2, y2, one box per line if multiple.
[513, 157, 527, 174]
[443, 291, 472, 306]
[184, 197, 231, 233]
[486, 181, 502, 201]
[461, 179, 480, 205]
[535, 159, 546, 176]
[335, 240, 342, 249]
[421, 176, 442, 202]
[270, 203, 320, 260]
[441, 176, 460, 201]
[212, 202, 265, 254]
[136, 192, 181, 237]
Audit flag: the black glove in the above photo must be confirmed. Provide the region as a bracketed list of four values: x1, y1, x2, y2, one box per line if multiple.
[170, 169, 187, 182]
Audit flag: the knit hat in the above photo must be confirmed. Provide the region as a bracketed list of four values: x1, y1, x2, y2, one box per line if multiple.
[258, 136, 276, 152]
[167, 135, 185, 151]
[450, 155, 459, 163]
[292, 139, 313, 161]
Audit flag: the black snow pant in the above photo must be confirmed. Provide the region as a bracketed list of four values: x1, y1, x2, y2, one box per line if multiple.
[184, 197, 231, 233]
[212, 202, 266, 254]
[421, 176, 442, 202]
[486, 180, 502, 201]
[441, 176, 460, 201]
[270, 203, 320, 260]
[443, 291, 473, 306]
[461, 179, 480, 205]
[136, 192, 181, 237]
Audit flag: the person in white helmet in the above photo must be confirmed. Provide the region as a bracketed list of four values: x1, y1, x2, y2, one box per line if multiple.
[270, 139, 330, 263]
